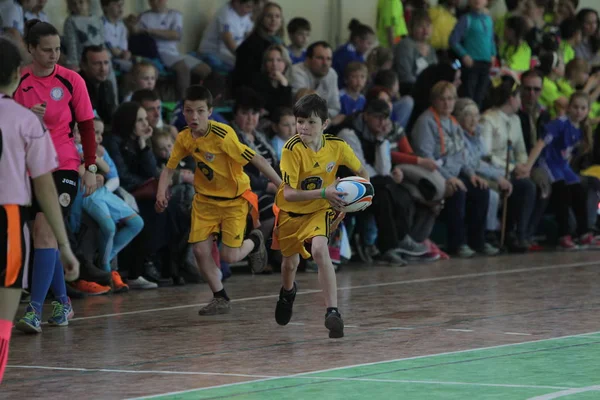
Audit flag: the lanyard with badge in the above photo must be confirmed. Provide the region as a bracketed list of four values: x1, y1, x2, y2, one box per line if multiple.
[429, 107, 460, 166]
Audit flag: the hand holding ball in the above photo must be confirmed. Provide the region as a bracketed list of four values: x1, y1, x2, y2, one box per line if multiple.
[333, 177, 374, 213]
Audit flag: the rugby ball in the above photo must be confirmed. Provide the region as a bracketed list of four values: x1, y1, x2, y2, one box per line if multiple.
[336, 177, 374, 213]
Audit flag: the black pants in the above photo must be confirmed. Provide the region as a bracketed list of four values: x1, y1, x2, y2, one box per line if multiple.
[460, 61, 491, 108]
[550, 180, 588, 237]
[507, 177, 537, 242]
[370, 176, 412, 253]
[120, 198, 169, 279]
[444, 177, 489, 252]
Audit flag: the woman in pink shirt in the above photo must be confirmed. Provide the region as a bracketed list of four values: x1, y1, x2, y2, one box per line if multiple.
[0, 37, 79, 383]
[13, 20, 98, 334]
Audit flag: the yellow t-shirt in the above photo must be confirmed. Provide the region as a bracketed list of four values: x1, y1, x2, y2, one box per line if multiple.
[276, 134, 362, 215]
[428, 6, 457, 50]
[376, 0, 407, 47]
[500, 41, 532, 72]
[560, 41, 576, 65]
[166, 121, 256, 199]
[540, 77, 563, 115]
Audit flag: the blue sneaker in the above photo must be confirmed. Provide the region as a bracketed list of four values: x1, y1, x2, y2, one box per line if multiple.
[16, 305, 42, 333]
[47, 300, 74, 326]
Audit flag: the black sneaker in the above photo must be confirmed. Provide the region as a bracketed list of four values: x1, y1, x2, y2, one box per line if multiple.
[248, 229, 268, 273]
[275, 282, 297, 326]
[325, 309, 344, 338]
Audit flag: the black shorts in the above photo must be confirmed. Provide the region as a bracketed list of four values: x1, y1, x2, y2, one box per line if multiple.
[30, 170, 79, 219]
[0, 205, 30, 288]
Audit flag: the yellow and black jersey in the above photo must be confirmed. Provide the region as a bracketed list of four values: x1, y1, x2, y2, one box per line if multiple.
[166, 121, 255, 199]
[275, 134, 361, 214]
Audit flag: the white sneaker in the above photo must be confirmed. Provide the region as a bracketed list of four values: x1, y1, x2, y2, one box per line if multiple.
[127, 277, 158, 290]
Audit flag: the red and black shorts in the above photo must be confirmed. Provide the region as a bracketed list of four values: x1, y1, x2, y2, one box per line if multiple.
[0, 205, 30, 289]
[30, 170, 79, 219]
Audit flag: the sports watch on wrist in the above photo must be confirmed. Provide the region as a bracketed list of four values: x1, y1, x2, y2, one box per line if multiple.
[87, 164, 98, 174]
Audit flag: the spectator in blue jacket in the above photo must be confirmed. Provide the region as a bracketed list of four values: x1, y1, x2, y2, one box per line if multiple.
[332, 19, 375, 88]
[449, 0, 496, 107]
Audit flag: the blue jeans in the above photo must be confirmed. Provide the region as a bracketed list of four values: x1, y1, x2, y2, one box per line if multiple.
[85, 200, 144, 272]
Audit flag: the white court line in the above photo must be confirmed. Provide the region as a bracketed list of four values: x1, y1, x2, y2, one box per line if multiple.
[6, 365, 274, 379]
[6, 365, 570, 391]
[66, 260, 600, 323]
[447, 329, 473, 332]
[527, 385, 600, 399]
[6, 365, 572, 391]
[504, 332, 533, 336]
[128, 329, 600, 399]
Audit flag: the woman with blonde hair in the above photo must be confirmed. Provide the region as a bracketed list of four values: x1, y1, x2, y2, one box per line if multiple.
[412, 81, 492, 257]
[232, 2, 285, 88]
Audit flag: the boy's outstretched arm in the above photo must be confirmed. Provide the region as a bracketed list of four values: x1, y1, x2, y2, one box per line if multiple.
[156, 167, 176, 212]
[249, 154, 282, 187]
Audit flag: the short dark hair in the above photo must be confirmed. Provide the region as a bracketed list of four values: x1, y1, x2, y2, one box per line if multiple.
[271, 106, 294, 123]
[306, 41, 331, 58]
[293, 93, 328, 123]
[234, 87, 264, 114]
[348, 19, 374, 41]
[560, 17, 582, 40]
[81, 45, 107, 64]
[184, 85, 213, 108]
[100, 0, 120, 7]
[409, 10, 431, 33]
[0, 38, 23, 87]
[287, 17, 311, 35]
[490, 75, 519, 107]
[520, 68, 543, 82]
[131, 89, 160, 104]
[373, 69, 398, 89]
[24, 19, 59, 47]
[505, 15, 528, 40]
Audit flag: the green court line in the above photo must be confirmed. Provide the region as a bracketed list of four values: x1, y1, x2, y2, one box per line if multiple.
[137, 332, 600, 400]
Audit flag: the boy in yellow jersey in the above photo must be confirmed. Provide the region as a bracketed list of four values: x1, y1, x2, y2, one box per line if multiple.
[156, 85, 282, 315]
[273, 94, 369, 338]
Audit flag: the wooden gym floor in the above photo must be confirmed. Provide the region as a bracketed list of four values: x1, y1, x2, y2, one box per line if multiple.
[2, 251, 600, 399]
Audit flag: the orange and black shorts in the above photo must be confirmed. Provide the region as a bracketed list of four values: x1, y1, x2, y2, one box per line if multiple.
[0, 205, 29, 289]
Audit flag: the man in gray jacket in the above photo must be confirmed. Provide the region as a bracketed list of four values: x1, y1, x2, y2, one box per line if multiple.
[290, 41, 342, 121]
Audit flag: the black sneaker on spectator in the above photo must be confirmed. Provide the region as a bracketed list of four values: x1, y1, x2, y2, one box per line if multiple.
[395, 235, 429, 256]
[366, 245, 380, 259]
[198, 297, 231, 315]
[247, 229, 268, 273]
[127, 277, 158, 290]
[275, 282, 297, 326]
[172, 276, 186, 286]
[380, 249, 408, 266]
[78, 258, 112, 286]
[325, 309, 344, 338]
[142, 260, 164, 284]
